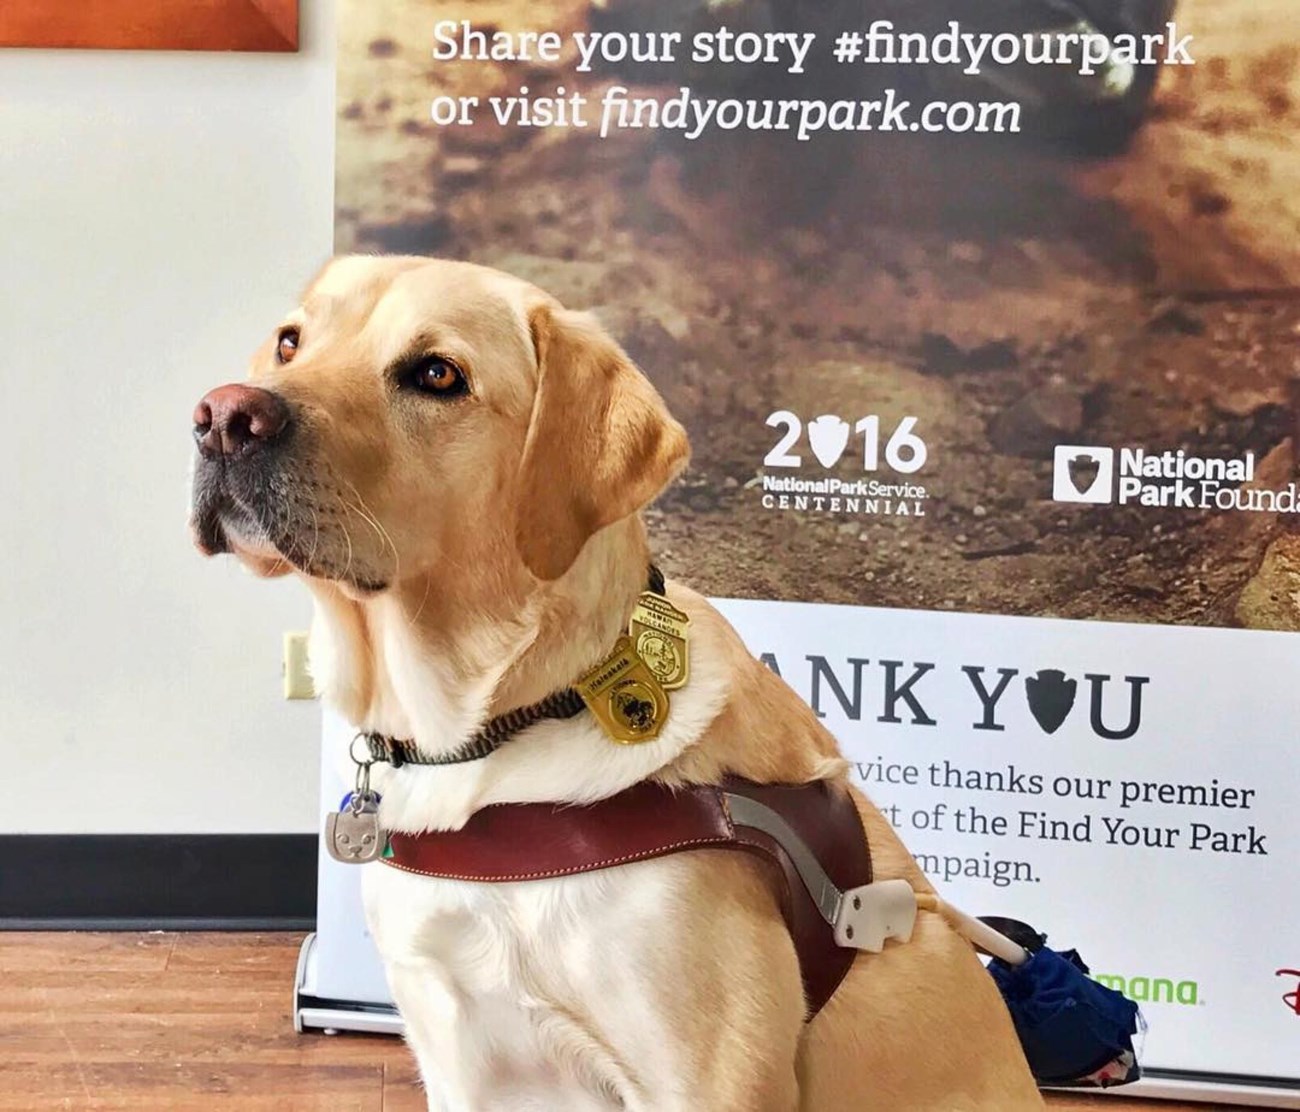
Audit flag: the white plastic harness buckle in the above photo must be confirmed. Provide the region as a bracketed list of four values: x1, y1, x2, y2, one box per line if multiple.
[832, 879, 919, 953]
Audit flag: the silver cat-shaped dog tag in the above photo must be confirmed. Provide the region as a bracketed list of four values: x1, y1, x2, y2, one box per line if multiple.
[326, 795, 383, 864]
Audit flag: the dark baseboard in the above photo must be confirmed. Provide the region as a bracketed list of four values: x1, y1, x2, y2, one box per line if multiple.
[0, 834, 318, 930]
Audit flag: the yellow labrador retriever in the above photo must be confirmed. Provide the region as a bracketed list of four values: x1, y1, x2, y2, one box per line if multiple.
[190, 256, 1043, 1111]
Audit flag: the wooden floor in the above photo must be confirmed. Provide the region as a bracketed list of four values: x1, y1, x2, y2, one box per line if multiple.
[0, 932, 1240, 1111]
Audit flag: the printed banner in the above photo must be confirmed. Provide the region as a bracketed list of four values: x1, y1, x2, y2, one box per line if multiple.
[309, 602, 1300, 1084]
[321, 0, 1300, 1095]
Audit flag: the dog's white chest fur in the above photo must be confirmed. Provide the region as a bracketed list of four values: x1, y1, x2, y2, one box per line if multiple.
[365, 850, 696, 1111]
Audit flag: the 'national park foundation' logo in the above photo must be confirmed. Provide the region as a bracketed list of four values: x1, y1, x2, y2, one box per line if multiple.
[1050, 444, 1296, 512]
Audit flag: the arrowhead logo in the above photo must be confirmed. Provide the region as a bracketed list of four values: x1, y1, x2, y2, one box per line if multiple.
[1024, 669, 1077, 734]
[1053, 446, 1115, 504]
[1068, 453, 1101, 496]
[807, 415, 851, 468]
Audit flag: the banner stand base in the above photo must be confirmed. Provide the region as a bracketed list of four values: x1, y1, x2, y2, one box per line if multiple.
[1052, 1074, 1299, 1108]
[289, 941, 1294, 1108]
[291, 929, 1298, 1106]
[293, 932, 402, 1037]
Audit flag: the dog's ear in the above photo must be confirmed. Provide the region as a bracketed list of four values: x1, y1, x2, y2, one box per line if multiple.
[515, 304, 689, 580]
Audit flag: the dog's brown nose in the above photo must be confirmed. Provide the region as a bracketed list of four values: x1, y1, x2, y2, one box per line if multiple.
[193, 384, 289, 458]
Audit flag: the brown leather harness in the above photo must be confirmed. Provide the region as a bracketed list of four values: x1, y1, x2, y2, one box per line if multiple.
[384, 777, 873, 1019]
[366, 568, 880, 1019]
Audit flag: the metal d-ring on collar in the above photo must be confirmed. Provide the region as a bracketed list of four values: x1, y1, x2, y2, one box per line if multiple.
[359, 564, 668, 769]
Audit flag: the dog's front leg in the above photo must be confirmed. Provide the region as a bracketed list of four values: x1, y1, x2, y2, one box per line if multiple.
[611, 1022, 801, 1112]
[385, 959, 473, 1112]
[580, 857, 806, 1112]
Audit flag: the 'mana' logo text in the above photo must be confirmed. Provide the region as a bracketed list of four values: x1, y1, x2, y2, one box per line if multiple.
[1053, 446, 1286, 511]
[1094, 972, 1200, 1006]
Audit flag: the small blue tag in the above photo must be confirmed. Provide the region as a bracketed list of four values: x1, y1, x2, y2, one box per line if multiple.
[339, 790, 382, 810]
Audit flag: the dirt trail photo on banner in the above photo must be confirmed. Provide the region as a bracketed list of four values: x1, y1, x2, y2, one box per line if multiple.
[335, 0, 1300, 631]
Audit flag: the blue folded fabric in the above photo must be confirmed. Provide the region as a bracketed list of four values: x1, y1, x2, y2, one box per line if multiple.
[988, 947, 1141, 1086]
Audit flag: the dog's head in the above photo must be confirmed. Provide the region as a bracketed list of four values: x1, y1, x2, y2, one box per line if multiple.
[189, 256, 689, 595]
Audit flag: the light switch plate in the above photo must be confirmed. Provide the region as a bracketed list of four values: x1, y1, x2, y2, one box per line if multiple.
[283, 631, 315, 699]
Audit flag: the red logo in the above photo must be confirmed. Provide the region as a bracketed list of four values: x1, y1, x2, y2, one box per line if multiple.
[1278, 969, 1300, 1016]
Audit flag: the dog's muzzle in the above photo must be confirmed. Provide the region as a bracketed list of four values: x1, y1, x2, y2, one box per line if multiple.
[189, 383, 292, 557]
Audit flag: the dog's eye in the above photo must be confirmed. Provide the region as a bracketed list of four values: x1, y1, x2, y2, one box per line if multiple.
[404, 357, 468, 398]
[276, 328, 300, 365]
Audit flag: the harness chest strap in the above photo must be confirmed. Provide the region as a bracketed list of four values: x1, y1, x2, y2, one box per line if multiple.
[383, 777, 923, 1019]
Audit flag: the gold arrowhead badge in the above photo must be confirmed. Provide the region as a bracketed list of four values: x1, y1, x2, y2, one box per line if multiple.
[577, 635, 669, 744]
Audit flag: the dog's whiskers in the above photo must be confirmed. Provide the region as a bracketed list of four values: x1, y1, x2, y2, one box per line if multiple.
[407, 572, 435, 628]
[339, 477, 401, 580]
[306, 500, 322, 569]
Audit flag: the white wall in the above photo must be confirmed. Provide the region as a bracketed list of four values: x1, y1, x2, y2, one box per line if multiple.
[0, 1, 336, 833]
